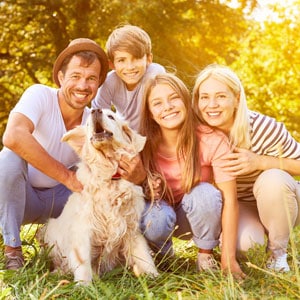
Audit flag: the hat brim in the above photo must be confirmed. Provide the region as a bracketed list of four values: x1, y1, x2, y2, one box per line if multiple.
[52, 42, 109, 87]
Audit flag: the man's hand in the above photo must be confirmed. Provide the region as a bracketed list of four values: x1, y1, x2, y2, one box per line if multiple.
[220, 147, 261, 176]
[64, 170, 83, 193]
[118, 153, 147, 185]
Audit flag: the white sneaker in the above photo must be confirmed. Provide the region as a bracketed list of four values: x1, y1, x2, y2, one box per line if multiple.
[197, 253, 218, 271]
[266, 253, 290, 272]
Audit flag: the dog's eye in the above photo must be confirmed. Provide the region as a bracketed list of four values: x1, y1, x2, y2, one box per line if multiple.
[108, 115, 115, 120]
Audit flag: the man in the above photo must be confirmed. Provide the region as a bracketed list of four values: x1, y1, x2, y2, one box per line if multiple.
[0, 38, 108, 270]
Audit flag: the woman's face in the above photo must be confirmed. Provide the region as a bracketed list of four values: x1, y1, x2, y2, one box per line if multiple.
[197, 77, 239, 133]
[148, 83, 186, 132]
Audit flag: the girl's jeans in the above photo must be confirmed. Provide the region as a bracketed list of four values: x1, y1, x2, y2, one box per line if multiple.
[140, 182, 223, 255]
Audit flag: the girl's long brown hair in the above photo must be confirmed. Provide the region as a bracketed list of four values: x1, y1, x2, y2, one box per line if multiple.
[139, 73, 201, 203]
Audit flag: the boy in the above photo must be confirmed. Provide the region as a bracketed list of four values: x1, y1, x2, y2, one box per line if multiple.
[92, 24, 165, 131]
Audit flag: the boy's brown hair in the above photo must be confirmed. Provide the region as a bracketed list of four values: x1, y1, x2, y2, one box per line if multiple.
[106, 24, 152, 62]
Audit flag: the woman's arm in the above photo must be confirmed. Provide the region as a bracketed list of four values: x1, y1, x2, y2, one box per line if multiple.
[215, 180, 246, 279]
[220, 148, 300, 176]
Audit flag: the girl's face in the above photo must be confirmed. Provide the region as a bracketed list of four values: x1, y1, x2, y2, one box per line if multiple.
[148, 83, 186, 132]
[197, 77, 239, 133]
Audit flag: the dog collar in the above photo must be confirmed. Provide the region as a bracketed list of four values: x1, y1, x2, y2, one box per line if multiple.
[112, 173, 121, 180]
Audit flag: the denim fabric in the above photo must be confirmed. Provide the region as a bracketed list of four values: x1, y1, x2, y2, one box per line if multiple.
[140, 182, 223, 255]
[0, 148, 71, 247]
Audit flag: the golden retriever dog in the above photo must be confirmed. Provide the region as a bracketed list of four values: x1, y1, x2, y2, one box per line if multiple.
[40, 108, 158, 284]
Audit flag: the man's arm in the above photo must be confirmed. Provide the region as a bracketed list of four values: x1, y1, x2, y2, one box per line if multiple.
[3, 112, 82, 192]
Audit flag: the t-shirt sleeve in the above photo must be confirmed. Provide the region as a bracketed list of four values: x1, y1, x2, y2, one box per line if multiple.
[210, 134, 235, 183]
[91, 71, 115, 109]
[11, 84, 48, 128]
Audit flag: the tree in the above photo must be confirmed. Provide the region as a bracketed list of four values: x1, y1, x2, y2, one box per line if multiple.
[0, 0, 258, 146]
[231, 0, 300, 140]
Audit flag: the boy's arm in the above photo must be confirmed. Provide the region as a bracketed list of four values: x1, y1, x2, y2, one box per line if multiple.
[117, 154, 146, 185]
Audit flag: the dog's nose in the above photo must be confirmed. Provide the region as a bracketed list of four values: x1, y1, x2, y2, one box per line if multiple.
[91, 108, 102, 114]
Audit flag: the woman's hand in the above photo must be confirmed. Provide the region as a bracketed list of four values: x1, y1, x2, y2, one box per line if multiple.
[220, 147, 261, 176]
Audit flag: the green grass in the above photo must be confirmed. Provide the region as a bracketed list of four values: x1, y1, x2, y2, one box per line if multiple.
[1, 225, 300, 300]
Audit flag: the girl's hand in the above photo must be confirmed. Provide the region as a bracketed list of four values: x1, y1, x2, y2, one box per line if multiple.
[221, 259, 246, 281]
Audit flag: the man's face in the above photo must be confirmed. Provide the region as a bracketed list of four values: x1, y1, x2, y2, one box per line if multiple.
[58, 55, 101, 110]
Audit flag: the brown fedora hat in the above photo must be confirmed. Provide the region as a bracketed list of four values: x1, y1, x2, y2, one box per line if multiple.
[52, 38, 109, 87]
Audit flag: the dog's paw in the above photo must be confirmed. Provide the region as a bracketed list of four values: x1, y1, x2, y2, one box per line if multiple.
[132, 264, 159, 278]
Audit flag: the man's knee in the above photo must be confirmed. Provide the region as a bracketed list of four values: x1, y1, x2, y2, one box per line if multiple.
[0, 149, 27, 184]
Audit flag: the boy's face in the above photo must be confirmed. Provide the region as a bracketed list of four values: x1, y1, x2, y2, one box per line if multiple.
[111, 51, 152, 91]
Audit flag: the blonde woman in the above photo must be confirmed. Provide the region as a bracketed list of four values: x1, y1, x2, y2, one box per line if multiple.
[139, 73, 244, 278]
[193, 64, 300, 272]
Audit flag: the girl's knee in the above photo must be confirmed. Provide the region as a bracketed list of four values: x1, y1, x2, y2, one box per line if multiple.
[141, 200, 176, 240]
[182, 183, 222, 214]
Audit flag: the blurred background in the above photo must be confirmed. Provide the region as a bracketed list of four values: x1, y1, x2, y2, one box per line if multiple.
[1, 0, 299, 146]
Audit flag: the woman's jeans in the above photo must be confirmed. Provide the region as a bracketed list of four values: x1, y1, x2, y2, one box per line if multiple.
[140, 182, 223, 255]
[237, 169, 300, 257]
[0, 148, 71, 247]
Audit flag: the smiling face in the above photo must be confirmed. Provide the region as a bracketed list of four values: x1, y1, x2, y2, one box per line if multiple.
[148, 83, 187, 132]
[58, 55, 101, 110]
[197, 77, 239, 134]
[111, 51, 152, 91]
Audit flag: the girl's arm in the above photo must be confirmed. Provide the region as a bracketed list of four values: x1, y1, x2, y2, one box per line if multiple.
[215, 180, 246, 279]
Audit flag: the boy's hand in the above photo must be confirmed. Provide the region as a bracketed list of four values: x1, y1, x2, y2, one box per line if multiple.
[118, 154, 147, 185]
[143, 177, 162, 200]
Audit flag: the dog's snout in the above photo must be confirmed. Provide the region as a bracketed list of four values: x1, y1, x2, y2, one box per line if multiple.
[91, 108, 102, 115]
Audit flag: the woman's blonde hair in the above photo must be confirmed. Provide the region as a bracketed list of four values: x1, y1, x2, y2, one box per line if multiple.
[140, 73, 201, 203]
[106, 24, 152, 62]
[192, 64, 251, 149]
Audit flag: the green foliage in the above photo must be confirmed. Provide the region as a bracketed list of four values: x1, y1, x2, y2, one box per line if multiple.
[231, 1, 300, 140]
[0, 0, 255, 146]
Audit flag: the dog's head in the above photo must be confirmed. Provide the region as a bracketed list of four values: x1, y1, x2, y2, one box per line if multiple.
[62, 109, 146, 177]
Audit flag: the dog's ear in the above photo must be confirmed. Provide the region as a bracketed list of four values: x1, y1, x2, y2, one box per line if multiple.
[123, 125, 146, 153]
[61, 126, 86, 155]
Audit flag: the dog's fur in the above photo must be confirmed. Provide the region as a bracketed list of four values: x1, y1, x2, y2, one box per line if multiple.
[40, 108, 158, 283]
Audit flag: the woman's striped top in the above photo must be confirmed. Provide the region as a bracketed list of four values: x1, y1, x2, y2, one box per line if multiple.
[237, 110, 300, 202]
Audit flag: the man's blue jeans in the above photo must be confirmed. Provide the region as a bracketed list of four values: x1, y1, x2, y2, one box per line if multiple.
[0, 148, 71, 247]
